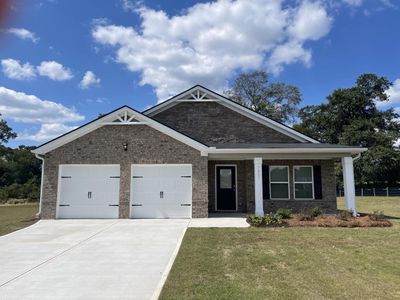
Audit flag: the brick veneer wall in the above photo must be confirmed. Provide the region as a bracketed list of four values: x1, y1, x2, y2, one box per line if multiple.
[209, 159, 337, 214]
[40, 125, 208, 219]
[152, 102, 300, 144]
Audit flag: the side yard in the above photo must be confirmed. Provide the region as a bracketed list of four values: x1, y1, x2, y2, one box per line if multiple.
[0, 204, 39, 236]
[160, 197, 400, 300]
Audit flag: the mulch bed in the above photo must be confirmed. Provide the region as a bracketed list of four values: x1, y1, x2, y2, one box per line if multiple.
[286, 215, 392, 227]
[247, 215, 392, 228]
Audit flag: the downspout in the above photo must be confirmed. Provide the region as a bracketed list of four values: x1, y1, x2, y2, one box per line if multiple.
[353, 153, 361, 162]
[35, 153, 45, 218]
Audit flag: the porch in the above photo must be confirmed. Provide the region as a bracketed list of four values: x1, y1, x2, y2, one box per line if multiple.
[207, 154, 361, 217]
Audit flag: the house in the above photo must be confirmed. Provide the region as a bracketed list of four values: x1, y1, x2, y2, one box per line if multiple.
[32, 85, 367, 219]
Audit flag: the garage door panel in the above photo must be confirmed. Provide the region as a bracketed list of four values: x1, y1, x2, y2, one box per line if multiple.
[130, 165, 192, 219]
[58, 165, 120, 219]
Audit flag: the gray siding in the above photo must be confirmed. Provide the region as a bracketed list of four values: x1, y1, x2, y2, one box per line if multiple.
[152, 102, 300, 144]
[41, 125, 208, 219]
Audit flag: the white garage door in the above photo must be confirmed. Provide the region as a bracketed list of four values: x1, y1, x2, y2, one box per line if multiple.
[57, 165, 120, 219]
[130, 164, 192, 218]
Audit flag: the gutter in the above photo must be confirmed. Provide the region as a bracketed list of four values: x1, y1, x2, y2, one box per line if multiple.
[206, 147, 368, 155]
[35, 153, 45, 218]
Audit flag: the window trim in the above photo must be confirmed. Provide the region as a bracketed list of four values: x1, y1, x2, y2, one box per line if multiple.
[269, 165, 290, 200]
[293, 165, 315, 200]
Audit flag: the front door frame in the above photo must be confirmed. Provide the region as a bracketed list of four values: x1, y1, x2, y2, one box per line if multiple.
[215, 164, 238, 212]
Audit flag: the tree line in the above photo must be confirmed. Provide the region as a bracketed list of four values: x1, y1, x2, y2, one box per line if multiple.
[0, 71, 399, 202]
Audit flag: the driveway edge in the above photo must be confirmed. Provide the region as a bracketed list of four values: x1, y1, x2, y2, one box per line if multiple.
[151, 225, 188, 300]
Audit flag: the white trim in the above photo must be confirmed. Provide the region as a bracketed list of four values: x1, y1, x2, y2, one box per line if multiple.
[269, 166, 290, 200]
[102, 122, 150, 125]
[214, 164, 238, 212]
[56, 164, 120, 219]
[254, 157, 264, 217]
[207, 147, 367, 154]
[32, 106, 209, 155]
[293, 165, 314, 200]
[35, 154, 44, 217]
[144, 85, 320, 143]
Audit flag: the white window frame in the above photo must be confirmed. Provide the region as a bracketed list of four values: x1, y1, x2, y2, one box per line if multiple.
[269, 166, 290, 200]
[293, 165, 315, 200]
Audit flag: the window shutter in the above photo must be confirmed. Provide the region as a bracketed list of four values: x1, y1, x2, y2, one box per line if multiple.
[262, 165, 269, 199]
[313, 165, 322, 199]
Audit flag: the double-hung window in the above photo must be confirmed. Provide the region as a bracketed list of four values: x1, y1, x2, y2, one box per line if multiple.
[269, 166, 289, 199]
[294, 166, 314, 199]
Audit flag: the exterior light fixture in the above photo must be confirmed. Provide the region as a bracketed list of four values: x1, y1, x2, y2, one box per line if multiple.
[123, 142, 128, 151]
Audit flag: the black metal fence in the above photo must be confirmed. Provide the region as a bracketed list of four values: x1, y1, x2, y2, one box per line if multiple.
[337, 187, 400, 197]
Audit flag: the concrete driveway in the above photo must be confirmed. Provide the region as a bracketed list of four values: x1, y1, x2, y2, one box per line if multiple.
[0, 219, 189, 300]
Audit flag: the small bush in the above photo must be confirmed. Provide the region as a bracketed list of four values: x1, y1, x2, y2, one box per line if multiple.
[311, 207, 323, 217]
[247, 215, 263, 226]
[265, 213, 283, 225]
[276, 208, 292, 219]
[337, 210, 353, 220]
[369, 211, 386, 221]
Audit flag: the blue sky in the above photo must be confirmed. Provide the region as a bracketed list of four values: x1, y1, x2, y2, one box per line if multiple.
[0, 0, 399, 148]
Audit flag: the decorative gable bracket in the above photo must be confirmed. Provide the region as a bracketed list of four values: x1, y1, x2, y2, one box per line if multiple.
[103, 110, 149, 125]
[175, 88, 220, 102]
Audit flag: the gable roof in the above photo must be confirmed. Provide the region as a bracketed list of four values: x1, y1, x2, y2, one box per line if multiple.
[32, 106, 209, 155]
[143, 85, 320, 144]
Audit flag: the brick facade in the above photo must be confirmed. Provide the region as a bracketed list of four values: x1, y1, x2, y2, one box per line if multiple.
[152, 102, 300, 144]
[41, 125, 208, 219]
[209, 159, 337, 214]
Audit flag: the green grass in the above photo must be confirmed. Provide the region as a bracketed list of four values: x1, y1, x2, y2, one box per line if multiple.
[160, 197, 400, 300]
[0, 204, 39, 236]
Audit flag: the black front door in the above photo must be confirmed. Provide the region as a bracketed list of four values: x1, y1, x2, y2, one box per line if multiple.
[216, 166, 237, 211]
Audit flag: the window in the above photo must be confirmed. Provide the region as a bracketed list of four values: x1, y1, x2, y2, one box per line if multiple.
[219, 169, 232, 189]
[269, 166, 289, 199]
[294, 166, 314, 199]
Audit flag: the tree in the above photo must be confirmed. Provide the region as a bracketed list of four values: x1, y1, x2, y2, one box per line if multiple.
[224, 71, 302, 123]
[0, 114, 17, 144]
[294, 74, 400, 186]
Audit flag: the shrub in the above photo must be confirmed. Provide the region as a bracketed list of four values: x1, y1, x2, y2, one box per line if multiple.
[265, 213, 283, 225]
[276, 208, 292, 219]
[337, 210, 353, 220]
[247, 215, 263, 226]
[369, 211, 386, 221]
[311, 207, 323, 217]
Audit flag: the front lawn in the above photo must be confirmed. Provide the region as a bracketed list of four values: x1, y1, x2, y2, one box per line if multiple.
[160, 197, 400, 299]
[0, 204, 39, 236]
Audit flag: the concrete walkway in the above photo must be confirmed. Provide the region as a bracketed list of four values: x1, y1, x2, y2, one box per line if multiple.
[189, 217, 249, 228]
[0, 219, 188, 300]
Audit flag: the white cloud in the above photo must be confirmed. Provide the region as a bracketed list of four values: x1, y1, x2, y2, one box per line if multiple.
[37, 61, 73, 81]
[377, 79, 400, 108]
[0, 86, 84, 123]
[18, 123, 78, 142]
[79, 71, 101, 89]
[1, 58, 36, 80]
[5, 28, 39, 43]
[288, 1, 333, 41]
[93, 0, 332, 100]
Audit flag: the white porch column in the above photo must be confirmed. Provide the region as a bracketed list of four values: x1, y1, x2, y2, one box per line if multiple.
[342, 157, 357, 216]
[254, 157, 264, 217]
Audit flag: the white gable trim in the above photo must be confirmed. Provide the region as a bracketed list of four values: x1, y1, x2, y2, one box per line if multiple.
[32, 106, 209, 155]
[144, 85, 319, 144]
